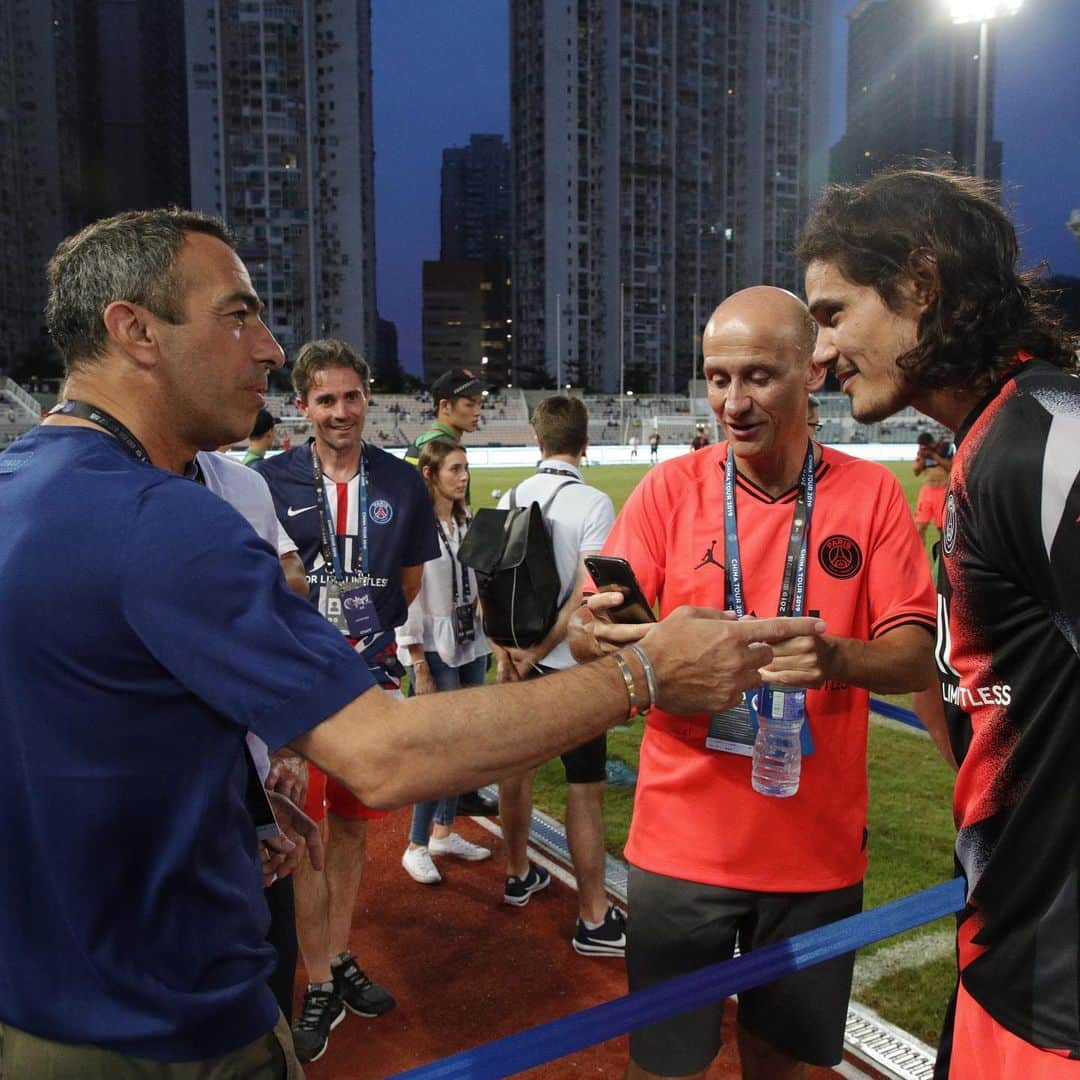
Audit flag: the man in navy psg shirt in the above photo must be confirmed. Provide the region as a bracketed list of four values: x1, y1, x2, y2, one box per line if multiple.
[802, 170, 1080, 1079]
[255, 338, 438, 1063]
[0, 207, 823, 1077]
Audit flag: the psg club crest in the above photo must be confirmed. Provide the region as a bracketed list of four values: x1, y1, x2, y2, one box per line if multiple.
[942, 492, 958, 556]
[369, 499, 393, 525]
[817, 534, 863, 579]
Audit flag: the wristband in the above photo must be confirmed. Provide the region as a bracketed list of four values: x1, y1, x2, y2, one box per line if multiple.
[626, 644, 657, 712]
[413, 657, 429, 668]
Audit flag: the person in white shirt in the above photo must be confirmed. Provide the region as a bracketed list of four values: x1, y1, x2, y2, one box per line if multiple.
[396, 440, 493, 884]
[195, 449, 316, 1023]
[494, 396, 625, 956]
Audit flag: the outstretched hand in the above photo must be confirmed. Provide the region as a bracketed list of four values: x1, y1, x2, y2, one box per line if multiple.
[755, 630, 837, 688]
[634, 608, 827, 716]
[569, 591, 659, 661]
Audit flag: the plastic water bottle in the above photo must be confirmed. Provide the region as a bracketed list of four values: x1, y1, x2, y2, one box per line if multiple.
[751, 685, 806, 798]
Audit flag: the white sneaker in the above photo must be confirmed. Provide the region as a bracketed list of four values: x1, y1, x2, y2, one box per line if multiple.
[401, 845, 441, 884]
[427, 832, 491, 862]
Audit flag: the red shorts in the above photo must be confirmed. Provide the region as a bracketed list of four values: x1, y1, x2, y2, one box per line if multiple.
[948, 980, 1080, 1079]
[300, 685, 402, 823]
[915, 484, 947, 526]
[302, 764, 388, 823]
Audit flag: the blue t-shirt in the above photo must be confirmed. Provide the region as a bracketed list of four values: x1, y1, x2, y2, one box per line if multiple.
[255, 441, 439, 683]
[0, 427, 375, 1061]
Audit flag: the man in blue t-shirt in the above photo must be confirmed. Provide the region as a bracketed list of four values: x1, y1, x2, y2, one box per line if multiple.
[0, 207, 825, 1077]
[256, 339, 438, 1063]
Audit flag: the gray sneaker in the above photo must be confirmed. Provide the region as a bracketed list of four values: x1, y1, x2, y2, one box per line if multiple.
[291, 984, 345, 1064]
[332, 954, 396, 1017]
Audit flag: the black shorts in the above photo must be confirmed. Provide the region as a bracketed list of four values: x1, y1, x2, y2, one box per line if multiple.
[626, 866, 863, 1075]
[533, 664, 607, 784]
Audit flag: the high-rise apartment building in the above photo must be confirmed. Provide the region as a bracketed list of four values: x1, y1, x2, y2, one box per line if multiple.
[185, 0, 378, 364]
[510, 0, 830, 393]
[441, 134, 510, 262]
[79, 0, 190, 220]
[830, 0, 1000, 185]
[425, 133, 511, 387]
[0, 0, 87, 371]
[422, 259, 510, 387]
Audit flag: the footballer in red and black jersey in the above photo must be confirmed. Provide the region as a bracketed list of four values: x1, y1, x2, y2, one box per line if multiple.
[936, 357, 1080, 1056]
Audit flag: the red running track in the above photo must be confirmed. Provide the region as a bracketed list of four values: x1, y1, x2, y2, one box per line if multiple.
[298, 807, 843, 1079]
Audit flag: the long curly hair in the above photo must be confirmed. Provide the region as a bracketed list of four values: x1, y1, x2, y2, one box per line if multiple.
[797, 169, 1077, 397]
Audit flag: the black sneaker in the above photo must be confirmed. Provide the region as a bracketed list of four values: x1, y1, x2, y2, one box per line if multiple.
[503, 863, 550, 906]
[573, 904, 627, 957]
[332, 954, 396, 1017]
[291, 984, 345, 1064]
[457, 789, 499, 817]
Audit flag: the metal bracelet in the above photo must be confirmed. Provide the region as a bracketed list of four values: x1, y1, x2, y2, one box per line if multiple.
[611, 651, 640, 721]
[626, 644, 657, 712]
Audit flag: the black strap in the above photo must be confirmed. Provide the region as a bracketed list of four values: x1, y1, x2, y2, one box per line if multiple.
[50, 400, 151, 463]
[508, 475, 582, 609]
[435, 516, 472, 605]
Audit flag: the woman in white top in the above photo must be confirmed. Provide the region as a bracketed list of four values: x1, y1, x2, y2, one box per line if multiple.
[396, 440, 492, 884]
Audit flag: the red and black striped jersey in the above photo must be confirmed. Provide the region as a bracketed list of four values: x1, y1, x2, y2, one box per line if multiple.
[937, 358, 1080, 1054]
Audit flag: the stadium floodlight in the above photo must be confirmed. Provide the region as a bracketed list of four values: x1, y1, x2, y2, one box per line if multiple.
[946, 0, 1021, 22]
[945, 0, 1022, 178]
[481, 355, 488, 365]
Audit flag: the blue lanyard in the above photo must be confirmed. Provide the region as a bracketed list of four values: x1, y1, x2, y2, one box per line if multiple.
[723, 443, 816, 618]
[310, 442, 368, 584]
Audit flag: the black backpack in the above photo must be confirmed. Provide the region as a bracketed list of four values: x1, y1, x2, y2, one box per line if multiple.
[457, 479, 579, 648]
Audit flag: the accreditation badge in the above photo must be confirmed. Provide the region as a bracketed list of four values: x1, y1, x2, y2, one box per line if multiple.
[323, 581, 350, 634]
[340, 583, 381, 638]
[706, 689, 815, 757]
[706, 691, 759, 756]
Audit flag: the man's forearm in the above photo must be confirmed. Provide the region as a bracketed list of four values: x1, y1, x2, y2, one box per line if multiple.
[292, 609, 826, 809]
[294, 651, 641, 808]
[280, 551, 309, 598]
[826, 625, 935, 694]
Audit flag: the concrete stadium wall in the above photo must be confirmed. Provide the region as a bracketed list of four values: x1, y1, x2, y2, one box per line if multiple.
[383, 442, 919, 467]
[235, 442, 917, 468]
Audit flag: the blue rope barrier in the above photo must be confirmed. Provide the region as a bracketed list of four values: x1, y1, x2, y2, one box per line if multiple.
[393, 877, 965, 1079]
[870, 696, 923, 730]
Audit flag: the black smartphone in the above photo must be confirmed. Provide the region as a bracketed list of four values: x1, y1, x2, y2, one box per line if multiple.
[584, 555, 656, 624]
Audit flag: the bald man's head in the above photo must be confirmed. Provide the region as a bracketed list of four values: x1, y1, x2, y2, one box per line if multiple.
[701, 286, 825, 475]
[703, 286, 816, 361]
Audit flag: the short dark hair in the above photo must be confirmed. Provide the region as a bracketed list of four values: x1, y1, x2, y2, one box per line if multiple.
[45, 208, 235, 371]
[532, 395, 588, 456]
[292, 338, 370, 401]
[797, 169, 1076, 396]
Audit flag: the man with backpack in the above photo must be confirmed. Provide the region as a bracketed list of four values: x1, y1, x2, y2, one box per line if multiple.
[492, 396, 625, 956]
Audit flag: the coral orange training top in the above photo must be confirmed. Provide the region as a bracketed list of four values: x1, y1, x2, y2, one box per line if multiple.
[605, 443, 935, 892]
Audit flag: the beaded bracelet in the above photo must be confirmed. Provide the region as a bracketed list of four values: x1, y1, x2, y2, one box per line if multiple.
[626, 644, 658, 712]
